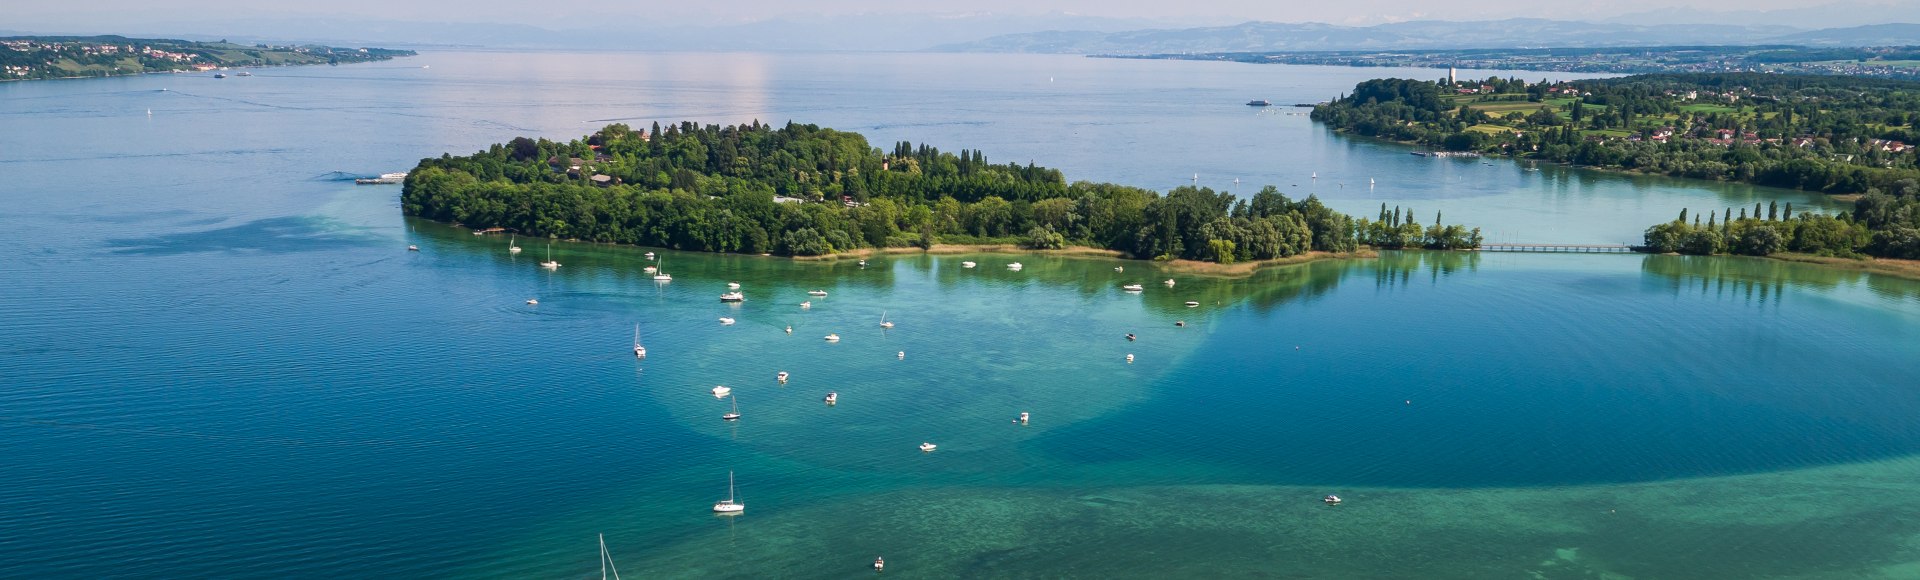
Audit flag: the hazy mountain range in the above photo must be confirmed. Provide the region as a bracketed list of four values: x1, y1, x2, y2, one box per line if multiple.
[933, 20, 1920, 54]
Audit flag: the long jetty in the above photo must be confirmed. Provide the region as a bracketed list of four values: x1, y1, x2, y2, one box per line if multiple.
[1479, 243, 1639, 253]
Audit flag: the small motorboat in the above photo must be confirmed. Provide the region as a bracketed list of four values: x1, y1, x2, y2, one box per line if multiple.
[1175, 321, 1186, 327]
[808, 290, 828, 296]
[823, 334, 840, 342]
[1126, 353, 1135, 362]
[727, 282, 741, 289]
[825, 391, 838, 404]
[720, 291, 744, 302]
[874, 557, 884, 571]
[719, 317, 736, 325]
[644, 266, 657, 273]
[1006, 262, 1023, 270]
[897, 351, 904, 359]
[1324, 495, 1342, 505]
[961, 261, 976, 268]
[858, 260, 867, 267]
[1122, 284, 1144, 292]
[711, 385, 731, 397]
[1018, 412, 1030, 423]
[1126, 333, 1136, 341]
[1114, 266, 1123, 272]
[525, 298, 538, 305]
[800, 301, 811, 309]
[785, 325, 793, 334]
[919, 442, 937, 452]
[644, 252, 655, 259]
[1164, 279, 1176, 287]
[1184, 301, 1200, 308]
[777, 371, 789, 382]
[407, 245, 419, 252]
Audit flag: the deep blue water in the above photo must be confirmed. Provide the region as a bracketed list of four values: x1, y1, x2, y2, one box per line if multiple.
[3, 52, 1919, 578]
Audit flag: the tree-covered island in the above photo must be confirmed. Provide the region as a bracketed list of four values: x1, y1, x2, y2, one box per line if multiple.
[401, 121, 1483, 262]
[1311, 73, 1920, 194]
[0, 36, 414, 80]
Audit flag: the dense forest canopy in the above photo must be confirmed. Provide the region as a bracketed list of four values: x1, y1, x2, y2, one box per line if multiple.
[1312, 73, 1920, 194]
[401, 121, 1482, 262]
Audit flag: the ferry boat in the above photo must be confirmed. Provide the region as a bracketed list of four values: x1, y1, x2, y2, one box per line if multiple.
[1246, 100, 1272, 107]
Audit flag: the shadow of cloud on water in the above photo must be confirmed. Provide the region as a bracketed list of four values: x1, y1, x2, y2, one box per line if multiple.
[104, 216, 382, 256]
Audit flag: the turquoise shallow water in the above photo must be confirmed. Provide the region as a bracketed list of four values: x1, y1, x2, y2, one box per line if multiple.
[3, 52, 1920, 578]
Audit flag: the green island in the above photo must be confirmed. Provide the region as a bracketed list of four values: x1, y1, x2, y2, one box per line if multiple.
[1310, 73, 1919, 194]
[0, 35, 414, 80]
[400, 121, 1483, 264]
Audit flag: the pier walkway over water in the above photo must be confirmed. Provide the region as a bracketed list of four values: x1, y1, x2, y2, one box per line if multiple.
[1479, 243, 1639, 253]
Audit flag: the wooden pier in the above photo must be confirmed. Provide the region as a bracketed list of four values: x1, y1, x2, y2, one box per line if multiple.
[1479, 243, 1639, 253]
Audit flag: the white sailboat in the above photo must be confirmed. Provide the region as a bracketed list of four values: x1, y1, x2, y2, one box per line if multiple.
[508, 234, 521, 254]
[600, 534, 623, 580]
[540, 243, 560, 269]
[712, 471, 744, 513]
[632, 324, 646, 358]
[722, 395, 740, 421]
[652, 258, 671, 281]
[879, 310, 893, 329]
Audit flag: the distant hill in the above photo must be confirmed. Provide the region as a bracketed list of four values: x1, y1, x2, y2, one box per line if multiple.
[1765, 23, 1920, 46]
[929, 19, 1919, 54]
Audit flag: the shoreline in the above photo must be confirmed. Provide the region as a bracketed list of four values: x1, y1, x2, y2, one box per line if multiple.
[1766, 252, 1920, 282]
[792, 243, 1377, 276]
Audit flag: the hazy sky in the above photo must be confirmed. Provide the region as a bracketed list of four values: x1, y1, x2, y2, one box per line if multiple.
[11, 0, 1914, 30]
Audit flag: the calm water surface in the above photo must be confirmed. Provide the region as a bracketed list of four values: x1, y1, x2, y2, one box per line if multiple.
[3, 52, 1919, 578]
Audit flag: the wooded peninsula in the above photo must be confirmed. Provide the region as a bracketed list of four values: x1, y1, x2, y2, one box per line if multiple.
[0, 36, 413, 80]
[400, 121, 1483, 262]
[1311, 73, 1920, 195]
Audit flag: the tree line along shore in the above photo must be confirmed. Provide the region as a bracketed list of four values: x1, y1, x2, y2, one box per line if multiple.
[1310, 73, 1919, 195]
[0, 35, 413, 80]
[400, 121, 1482, 264]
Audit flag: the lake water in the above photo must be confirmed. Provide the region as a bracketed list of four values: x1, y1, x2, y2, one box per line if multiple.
[4, 52, 1919, 578]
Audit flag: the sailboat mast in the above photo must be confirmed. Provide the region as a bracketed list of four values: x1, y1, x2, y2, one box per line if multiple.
[728, 471, 736, 503]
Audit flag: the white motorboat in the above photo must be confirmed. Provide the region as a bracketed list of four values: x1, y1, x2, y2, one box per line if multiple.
[1324, 495, 1342, 505]
[1006, 262, 1023, 270]
[919, 442, 937, 452]
[800, 301, 811, 309]
[727, 282, 740, 289]
[776, 371, 789, 382]
[526, 298, 538, 305]
[645, 252, 655, 259]
[713, 471, 744, 513]
[633, 325, 647, 358]
[858, 259, 867, 267]
[1114, 266, 1123, 272]
[879, 310, 893, 329]
[719, 317, 736, 325]
[823, 334, 840, 342]
[1163, 279, 1175, 287]
[1019, 412, 1029, 423]
[824, 391, 838, 404]
[808, 290, 828, 296]
[874, 557, 884, 571]
[720, 291, 744, 302]
[897, 351, 904, 359]
[644, 266, 657, 273]
[1184, 301, 1200, 308]
[508, 234, 521, 254]
[722, 395, 740, 421]
[407, 245, 419, 252]
[1126, 353, 1135, 363]
[1122, 284, 1144, 292]
[961, 261, 976, 268]
[711, 385, 731, 397]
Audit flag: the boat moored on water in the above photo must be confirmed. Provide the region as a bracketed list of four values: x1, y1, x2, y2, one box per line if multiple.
[1185, 301, 1200, 308]
[1019, 412, 1029, 423]
[879, 310, 893, 329]
[727, 282, 740, 290]
[1122, 284, 1144, 292]
[823, 334, 840, 342]
[1324, 495, 1342, 505]
[525, 298, 537, 305]
[777, 371, 789, 382]
[808, 290, 828, 296]
[719, 317, 736, 325]
[874, 557, 884, 571]
[720, 291, 744, 302]
[713, 471, 744, 513]
[825, 391, 838, 404]
[1006, 262, 1023, 270]
[919, 442, 937, 452]
[1163, 279, 1175, 287]
[722, 395, 740, 421]
[711, 385, 731, 397]
[407, 245, 419, 252]
[961, 261, 976, 268]
[1246, 99, 1271, 106]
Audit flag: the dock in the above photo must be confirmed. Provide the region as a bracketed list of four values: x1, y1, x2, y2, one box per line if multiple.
[1480, 243, 1638, 253]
